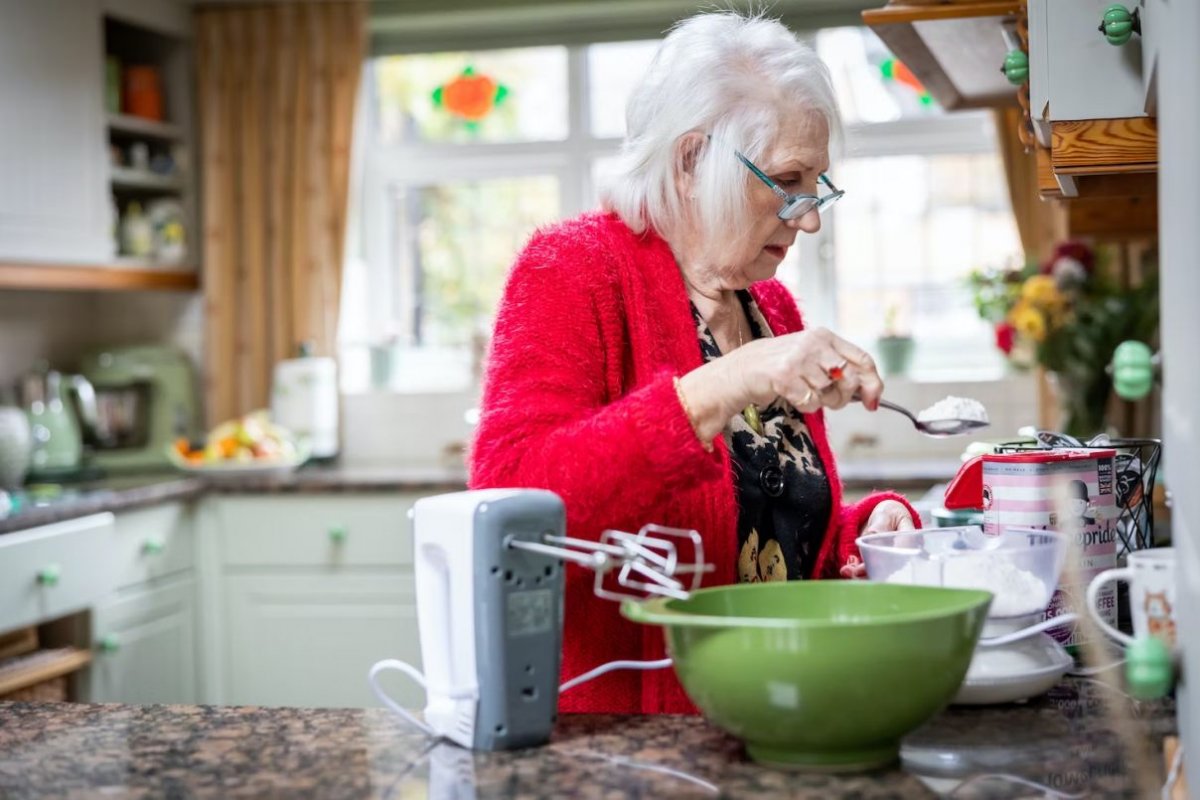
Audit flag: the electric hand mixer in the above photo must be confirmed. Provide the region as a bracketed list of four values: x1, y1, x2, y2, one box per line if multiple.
[368, 489, 711, 751]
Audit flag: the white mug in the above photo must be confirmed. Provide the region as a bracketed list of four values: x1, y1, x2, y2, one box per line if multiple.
[1086, 548, 1176, 647]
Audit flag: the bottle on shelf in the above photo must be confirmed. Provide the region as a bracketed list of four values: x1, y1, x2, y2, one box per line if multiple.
[120, 202, 154, 258]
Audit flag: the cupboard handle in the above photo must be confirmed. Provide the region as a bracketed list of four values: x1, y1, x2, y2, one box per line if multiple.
[1000, 49, 1028, 85]
[99, 635, 120, 654]
[37, 564, 60, 587]
[142, 538, 164, 556]
[1098, 5, 1141, 46]
[329, 525, 347, 544]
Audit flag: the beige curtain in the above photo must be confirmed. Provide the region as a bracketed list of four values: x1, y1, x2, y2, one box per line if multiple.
[196, 2, 365, 426]
[993, 106, 1064, 265]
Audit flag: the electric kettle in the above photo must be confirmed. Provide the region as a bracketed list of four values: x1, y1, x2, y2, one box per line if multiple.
[18, 364, 98, 478]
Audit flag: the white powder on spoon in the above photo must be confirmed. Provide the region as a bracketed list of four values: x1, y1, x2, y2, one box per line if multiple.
[885, 556, 1047, 617]
[917, 395, 989, 424]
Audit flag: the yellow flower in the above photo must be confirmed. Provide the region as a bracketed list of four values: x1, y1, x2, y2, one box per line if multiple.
[1010, 302, 1047, 343]
[1021, 275, 1066, 311]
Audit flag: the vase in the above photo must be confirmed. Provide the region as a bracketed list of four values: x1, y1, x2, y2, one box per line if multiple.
[876, 335, 914, 377]
[1046, 371, 1112, 439]
[0, 406, 32, 489]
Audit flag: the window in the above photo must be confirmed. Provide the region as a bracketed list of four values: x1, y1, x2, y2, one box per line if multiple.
[777, 28, 1022, 382]
[344, 42, 659, 393]
[345, 29, 1021, 393]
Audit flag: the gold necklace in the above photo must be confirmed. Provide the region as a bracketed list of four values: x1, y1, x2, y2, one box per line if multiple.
[736, 308, 765, 435]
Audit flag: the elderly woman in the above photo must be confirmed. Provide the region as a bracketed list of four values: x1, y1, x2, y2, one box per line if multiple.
[470, 12, 919, 714]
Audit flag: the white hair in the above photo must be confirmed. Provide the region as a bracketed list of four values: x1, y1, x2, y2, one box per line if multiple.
[600, 11, 841, 238]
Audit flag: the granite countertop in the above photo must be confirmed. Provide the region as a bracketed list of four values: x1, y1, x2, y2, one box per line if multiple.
[0, 455, 958, 537]
[0, 678, 1176, 798]
[0, 464, 469, 535]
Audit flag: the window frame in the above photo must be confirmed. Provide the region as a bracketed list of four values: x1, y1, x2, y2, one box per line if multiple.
[356, 47, 620, 356]
[351, 37, 1019, 394]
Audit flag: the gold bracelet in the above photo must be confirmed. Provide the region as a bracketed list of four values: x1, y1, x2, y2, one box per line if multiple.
[673, 375, 714, 453]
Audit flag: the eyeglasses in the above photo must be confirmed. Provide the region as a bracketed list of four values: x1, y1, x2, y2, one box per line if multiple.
[734, 150, 844, 221]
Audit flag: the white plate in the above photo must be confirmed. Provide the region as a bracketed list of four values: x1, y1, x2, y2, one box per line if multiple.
[953, 633, 1074, 705]
[166, 440, 310, 479]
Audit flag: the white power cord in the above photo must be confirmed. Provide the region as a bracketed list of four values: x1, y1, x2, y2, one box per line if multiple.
[559, 659, 674, 693]
[976, 613, 1080, 647]
[368, 656, 675, 736]
[367, 659, 437, 736]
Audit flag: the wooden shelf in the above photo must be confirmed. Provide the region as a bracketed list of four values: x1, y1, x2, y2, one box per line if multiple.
[1051, 118, 1157, 174]
[1034, 118, 1158, 199]
[110, 166, 184, 192]
[863, 1, 1023, 110]
[106, 113, 182, 140]
[0, 262, 199, 291]
[0, 647, 91, 697]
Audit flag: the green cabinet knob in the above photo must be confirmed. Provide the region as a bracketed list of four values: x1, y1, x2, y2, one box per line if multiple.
[99, 634, 120, 654]
[142, 538, 164, 556]
[1099, 4, 1141, 45]
[1112, 340, 1157, 400]
[1001, 49, 1029, 85]
[329, 525, 347, 544]
[37, 564, 60, 587]
[1126, 635, 1174, 699]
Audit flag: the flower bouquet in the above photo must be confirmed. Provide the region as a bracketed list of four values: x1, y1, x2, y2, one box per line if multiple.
[968, 242, 1158, 438]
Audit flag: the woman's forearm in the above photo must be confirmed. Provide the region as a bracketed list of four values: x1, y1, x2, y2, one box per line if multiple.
[676, 359, 745, 445]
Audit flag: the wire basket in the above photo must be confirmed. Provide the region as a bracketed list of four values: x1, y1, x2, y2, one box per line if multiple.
[995, 437, 1162, 558]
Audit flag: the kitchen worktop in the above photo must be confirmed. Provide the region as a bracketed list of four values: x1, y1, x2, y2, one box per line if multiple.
[0, 458, 954, 536]
[0, 678, 1175, 798]
[0, 464, 469, 535]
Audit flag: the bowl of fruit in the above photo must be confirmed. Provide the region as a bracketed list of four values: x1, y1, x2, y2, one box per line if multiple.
[169, 411, 309, 478]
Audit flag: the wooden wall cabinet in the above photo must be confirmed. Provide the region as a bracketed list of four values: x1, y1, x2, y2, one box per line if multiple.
[866, 0, 1159, 233]
[0, 0, 199, 291]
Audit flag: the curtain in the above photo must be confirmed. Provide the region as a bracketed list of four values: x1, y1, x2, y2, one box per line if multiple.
[993, 106, 1064, 265]
[196, 2, 366, 426]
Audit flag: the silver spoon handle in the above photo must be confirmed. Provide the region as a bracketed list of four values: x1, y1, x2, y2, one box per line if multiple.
[875, 397, 918, 423]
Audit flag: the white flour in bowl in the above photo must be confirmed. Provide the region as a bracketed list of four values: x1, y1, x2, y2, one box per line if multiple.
[917, 395, 989, 424]
[885, 556, 1047, 617]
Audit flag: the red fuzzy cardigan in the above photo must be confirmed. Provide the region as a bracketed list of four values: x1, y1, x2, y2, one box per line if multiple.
[469, 211, 918, 714]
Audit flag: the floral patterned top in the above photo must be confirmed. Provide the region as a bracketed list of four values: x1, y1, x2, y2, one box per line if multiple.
[691, 291, 833, 582]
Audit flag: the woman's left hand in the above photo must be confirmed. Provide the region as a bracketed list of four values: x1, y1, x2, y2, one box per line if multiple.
[862, 500, 916, 534]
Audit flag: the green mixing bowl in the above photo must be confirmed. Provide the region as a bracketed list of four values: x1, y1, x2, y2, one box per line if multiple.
[621, 581, 991, 771]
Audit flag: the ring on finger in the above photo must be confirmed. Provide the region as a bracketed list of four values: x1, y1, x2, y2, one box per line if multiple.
[825, 359, 849, 382]
[801, 388, 816, 407]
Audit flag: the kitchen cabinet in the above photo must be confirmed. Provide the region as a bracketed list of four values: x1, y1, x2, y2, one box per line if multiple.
[110, 503, 194, 591]
[865, 0, 1159, 209]
[86, 502, 198, 704]
[0, 0, 199, 288]
[0, 0, 111, 263]
[199, 494, 423, 709]
[222, 574, 421, 709]
[0, 514, 118, 634]
[88, 578, 198, 704]
[1028, 0, 1147, 130]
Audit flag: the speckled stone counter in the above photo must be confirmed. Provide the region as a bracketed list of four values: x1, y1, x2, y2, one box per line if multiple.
[0, 475, 206, 534]
[0, 465, 468, 535]
[0, 678, 1176, 799]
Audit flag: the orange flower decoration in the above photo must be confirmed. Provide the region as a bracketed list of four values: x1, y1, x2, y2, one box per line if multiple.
[433, 66, 508, 123]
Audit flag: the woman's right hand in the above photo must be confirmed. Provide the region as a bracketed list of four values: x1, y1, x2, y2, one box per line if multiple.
[730, 327, 884, 414]
[676, 327, 883, 446]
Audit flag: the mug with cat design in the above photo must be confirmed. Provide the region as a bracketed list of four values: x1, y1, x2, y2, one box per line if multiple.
[1086, 548, 1175, 647]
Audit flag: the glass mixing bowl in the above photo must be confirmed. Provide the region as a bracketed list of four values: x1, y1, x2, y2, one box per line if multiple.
[857, 527, 1069, 620]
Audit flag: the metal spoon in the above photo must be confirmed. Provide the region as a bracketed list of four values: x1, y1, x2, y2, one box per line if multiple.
[876, 398, 991, 438]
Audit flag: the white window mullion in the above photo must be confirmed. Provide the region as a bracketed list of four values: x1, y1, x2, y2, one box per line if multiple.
[564, 45, 592, 216]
